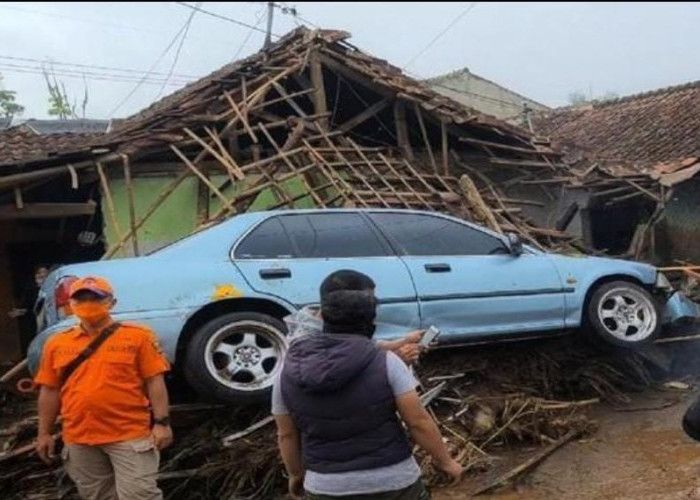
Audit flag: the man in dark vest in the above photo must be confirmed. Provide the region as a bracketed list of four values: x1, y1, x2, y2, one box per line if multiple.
[272, 270, 462, 500]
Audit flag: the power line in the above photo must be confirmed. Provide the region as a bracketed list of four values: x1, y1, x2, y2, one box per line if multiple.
[0, 55, 199, 80]
[0, 3, 236, 49]
[155, 1, 200, 99]
[174, 2, 280, 37]
[0, 63, 191, 86]
[232, 7, 268, 61]
[108, 14, 195, 118]
[404, 2, 478, 70]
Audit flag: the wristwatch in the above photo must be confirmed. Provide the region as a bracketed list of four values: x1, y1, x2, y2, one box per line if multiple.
[153, 416, 170, 427]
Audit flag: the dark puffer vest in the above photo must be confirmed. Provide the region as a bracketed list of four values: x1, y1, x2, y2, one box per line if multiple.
[281, 334, 412, 473]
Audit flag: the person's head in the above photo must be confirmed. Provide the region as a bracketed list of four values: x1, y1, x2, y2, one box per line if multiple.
[68, 276, 116, 326]
[33, 264, 50, 287]
[320, 270, 378, 338]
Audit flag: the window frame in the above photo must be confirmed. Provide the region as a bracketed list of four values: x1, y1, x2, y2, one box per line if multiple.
[367, 210, 511, 257]
[232, 215, 296, 260]
[232, 211, 396, 261]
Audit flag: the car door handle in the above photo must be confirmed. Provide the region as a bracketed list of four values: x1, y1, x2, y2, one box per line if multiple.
[425, 263, 451, 273]
[259, 268, 292, 279]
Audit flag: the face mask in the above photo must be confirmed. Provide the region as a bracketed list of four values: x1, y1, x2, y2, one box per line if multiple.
[71, 301, 111, 324]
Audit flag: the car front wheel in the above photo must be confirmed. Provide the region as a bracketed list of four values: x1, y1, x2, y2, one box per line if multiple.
[183, 312, 288, 404]
[586, 280, 661, 347]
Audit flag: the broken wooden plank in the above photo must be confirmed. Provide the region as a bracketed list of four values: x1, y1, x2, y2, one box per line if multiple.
[489, 157, 566, 169]
[170, 145, 235, 213]
[0, 359, 27, 384]
[0, 202, 96, 220]
[222, 415, 274, 447]
[459, 136, 548, 155]
[310, 51, 329, 130]
[414, 103, 438, 173]
[555, 201, 579, 231]
[459, 174, 500, 233]
[394, 101, 414, 160]
[337, 98, 390, 133]
[471, 428, 583, 496]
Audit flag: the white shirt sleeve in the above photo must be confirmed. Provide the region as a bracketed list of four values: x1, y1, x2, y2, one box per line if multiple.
[385, 351, 418, 396]
[271, 371, 289, 415]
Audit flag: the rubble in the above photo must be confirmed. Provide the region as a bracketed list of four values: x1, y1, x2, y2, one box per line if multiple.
[2, 336, 696, 499]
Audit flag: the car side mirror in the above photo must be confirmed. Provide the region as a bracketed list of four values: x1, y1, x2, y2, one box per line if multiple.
[506, 232, 523, 256]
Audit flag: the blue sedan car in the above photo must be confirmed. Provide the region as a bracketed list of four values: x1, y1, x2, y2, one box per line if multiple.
[28, 209, 697, 403]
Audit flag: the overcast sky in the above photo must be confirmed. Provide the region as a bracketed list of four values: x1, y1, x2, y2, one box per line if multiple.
[0, 2, 698, 120]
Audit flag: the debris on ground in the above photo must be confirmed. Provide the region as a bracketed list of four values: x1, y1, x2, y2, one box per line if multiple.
[2, 335, 698, 499]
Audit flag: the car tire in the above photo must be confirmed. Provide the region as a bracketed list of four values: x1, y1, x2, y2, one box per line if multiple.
[183, 312, 288, 404]
[586, 280, 662, 348]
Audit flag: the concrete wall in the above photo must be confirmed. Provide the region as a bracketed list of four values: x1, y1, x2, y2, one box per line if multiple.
[426, 69, 549, 125]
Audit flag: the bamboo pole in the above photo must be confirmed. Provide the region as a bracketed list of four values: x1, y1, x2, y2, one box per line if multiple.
[303, 139, 360, 207]
[96, 162, 125, 257]
[122, 154, 139, 256]
[103, 169, 192, 259]
[224, 91, 259, 143]
[170, 145, 235, 213]
[184, 127, 245, 181]
[377, 154, 433, 210]
[258, 123, 326, 207]
[319, 133, 391, 208]
[347, 139, 416, 209]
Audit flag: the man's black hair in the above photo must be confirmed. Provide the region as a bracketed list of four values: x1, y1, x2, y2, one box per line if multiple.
[320, 270, 378, 338]
[320, 270, 376, 297]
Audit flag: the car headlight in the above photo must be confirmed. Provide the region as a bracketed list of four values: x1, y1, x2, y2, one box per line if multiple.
[655, 272, 674, 291]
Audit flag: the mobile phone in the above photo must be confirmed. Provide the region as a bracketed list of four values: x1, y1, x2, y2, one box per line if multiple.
[420, 326, 440, 347]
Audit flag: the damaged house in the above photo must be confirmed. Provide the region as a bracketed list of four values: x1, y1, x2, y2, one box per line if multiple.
[1, 27, 581, 364]
[535, 81, 700, 262]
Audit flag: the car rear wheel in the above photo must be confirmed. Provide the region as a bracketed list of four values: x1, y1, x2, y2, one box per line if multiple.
[183, 312, 288, 404]
[586, 281, 661, 347]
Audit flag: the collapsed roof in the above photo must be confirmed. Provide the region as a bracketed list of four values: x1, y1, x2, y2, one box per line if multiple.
[2, 27, 581, 255]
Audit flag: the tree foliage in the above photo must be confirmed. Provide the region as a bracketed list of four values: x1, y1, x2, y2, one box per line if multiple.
[0, 74, 25, 119]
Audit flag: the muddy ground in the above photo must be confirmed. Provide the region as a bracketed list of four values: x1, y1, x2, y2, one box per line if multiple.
[435, 388, 700, 500]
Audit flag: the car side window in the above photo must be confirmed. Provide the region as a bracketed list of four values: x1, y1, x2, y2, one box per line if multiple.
[235, 217, 294, 259]
[370, 213, 508, 256]
[280, 213, 390, 258]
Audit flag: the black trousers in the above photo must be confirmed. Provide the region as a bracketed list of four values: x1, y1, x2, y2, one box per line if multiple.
[305, 478, 430, 500]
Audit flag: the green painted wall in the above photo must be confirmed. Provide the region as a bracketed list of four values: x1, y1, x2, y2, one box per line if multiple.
[103, 176, 199, 257]
[103, 173, 319, 257]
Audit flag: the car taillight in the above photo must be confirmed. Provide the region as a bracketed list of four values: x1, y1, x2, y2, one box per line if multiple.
[55, 276, 78, 319]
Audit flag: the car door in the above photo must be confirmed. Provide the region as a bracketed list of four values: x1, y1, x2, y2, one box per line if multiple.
[233, 212, 420, 340]
[368, 212, 567, 340]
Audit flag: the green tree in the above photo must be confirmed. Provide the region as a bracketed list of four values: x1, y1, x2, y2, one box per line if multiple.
[43, 67, 77, 119]
[0, 74, 25, 119]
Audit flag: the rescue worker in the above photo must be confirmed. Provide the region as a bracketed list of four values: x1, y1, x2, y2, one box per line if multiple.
[34, 276, 172, 500]
[273, 270, 462, 500]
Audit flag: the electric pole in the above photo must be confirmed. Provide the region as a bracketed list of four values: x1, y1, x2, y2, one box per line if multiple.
[263, 2, 274, 49]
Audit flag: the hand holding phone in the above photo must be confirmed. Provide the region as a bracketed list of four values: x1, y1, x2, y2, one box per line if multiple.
[420, 325, 440, 347]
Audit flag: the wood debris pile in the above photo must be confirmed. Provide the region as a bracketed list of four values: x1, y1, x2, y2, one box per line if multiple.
[2, 336, 693, 499]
